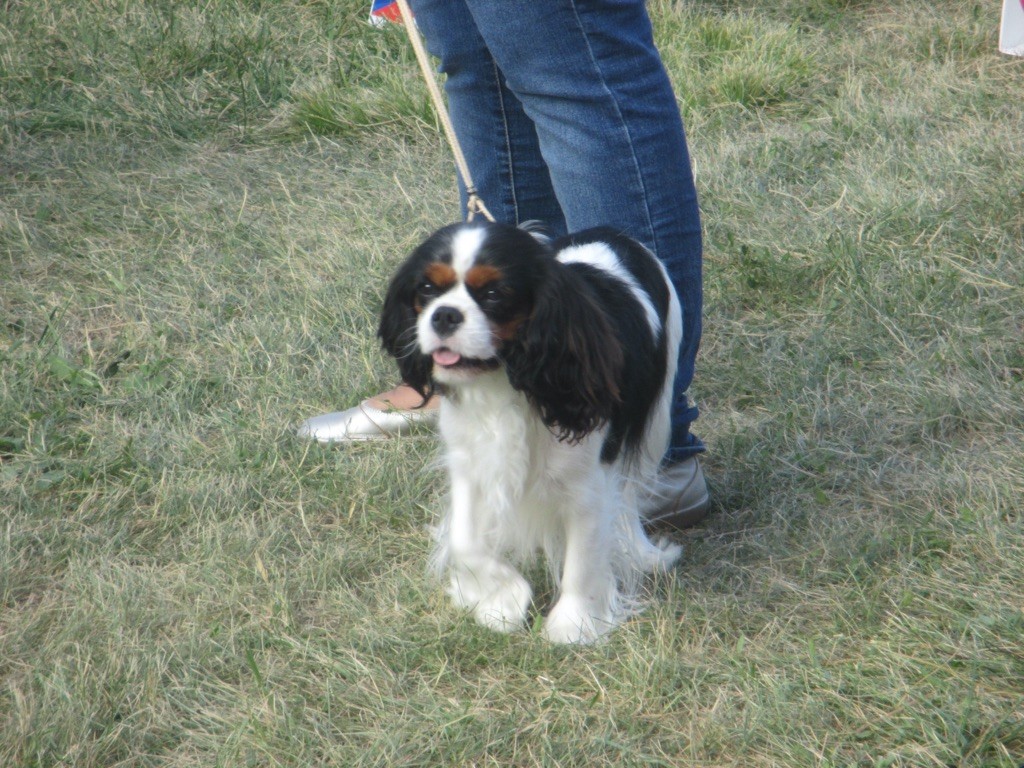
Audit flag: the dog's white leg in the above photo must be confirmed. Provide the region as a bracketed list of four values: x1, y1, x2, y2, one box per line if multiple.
[542, 487, 618, 645]
[622, 478, 684, 573]
[443, 474, 532, 633]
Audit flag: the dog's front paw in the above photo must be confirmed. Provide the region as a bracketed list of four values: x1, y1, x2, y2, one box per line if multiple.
[472, 575, 532, 633]
[542, 594, 615, 645]
[448, 563, 532, 633]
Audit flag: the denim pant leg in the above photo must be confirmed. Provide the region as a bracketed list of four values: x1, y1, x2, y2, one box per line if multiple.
[410, 0, 567, 230]
[409, 0, 704, 461]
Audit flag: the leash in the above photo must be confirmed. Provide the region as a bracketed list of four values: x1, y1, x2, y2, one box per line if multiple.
[392, 0, 496, 223]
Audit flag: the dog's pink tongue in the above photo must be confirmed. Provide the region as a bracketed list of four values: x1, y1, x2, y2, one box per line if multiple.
[433, 349, 462, 366]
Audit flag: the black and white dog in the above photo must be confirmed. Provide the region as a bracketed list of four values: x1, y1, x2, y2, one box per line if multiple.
[379, 221, 682, 643]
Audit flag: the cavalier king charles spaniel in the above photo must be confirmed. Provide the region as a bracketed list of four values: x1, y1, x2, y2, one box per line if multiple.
[378, 221, 682, 644]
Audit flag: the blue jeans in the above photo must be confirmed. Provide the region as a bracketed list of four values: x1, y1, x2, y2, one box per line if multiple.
[409, 0, 704, 462]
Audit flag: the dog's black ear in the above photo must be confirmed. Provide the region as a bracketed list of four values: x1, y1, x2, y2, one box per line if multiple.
[377, 259, 434, 402]
[503, 264, 622, 442]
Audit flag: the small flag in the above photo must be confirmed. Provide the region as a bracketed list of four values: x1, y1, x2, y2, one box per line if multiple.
[370, 0, 403, 26]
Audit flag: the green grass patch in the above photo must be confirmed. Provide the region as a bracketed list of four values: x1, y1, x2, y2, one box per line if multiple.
[2, 0, 1023, 765]
[653, 2, 820, 128]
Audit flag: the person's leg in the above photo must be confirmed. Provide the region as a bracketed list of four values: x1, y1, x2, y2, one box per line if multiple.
[443, 0, 704, 462]
[304, 0, 706, 506]
[411, 0, 567, 231]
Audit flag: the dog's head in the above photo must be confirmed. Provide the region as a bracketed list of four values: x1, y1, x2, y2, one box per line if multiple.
[378, 221, 622, 441]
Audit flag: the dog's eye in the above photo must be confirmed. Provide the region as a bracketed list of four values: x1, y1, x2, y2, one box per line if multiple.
[417, 280, 440, 300]
[479, 286, 503, 307]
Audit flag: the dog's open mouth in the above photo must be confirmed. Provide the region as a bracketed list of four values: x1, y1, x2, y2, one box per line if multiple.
[432, 347, 500, 372]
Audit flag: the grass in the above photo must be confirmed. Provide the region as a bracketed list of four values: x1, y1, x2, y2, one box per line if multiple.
[2, 0, 1023, 765]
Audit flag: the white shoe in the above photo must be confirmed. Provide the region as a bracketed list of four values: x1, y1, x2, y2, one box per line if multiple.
[297, 401, 438, 443]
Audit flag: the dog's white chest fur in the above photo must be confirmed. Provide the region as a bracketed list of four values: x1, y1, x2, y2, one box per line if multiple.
[439, 372, 548, 520]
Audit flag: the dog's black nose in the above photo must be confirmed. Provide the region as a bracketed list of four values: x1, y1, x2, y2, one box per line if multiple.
[431, 306, 464, 338]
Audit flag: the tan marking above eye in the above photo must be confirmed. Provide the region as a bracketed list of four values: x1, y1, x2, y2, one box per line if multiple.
[465, 264, 504, 290]
[424, 262, 457, 290]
